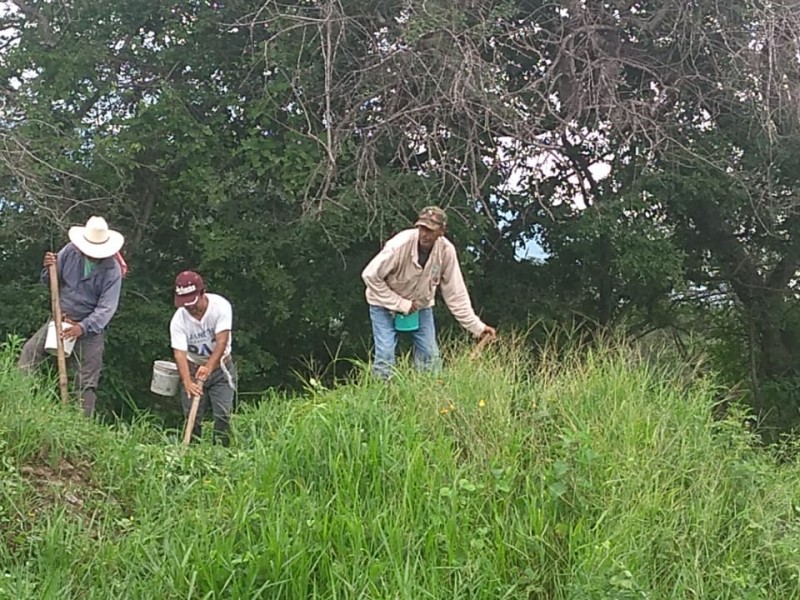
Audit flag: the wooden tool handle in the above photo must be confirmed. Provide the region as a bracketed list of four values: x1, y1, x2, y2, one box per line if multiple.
[469, 333, 496, 361]
[48, 263, 69, 404]
[182, 393, 201, 446]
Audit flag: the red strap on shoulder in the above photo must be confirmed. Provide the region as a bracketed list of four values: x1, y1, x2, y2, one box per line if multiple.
[114, 252, 129, 278]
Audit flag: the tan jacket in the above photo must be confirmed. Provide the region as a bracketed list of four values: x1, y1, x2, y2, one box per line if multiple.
[361, 229, 487, 337]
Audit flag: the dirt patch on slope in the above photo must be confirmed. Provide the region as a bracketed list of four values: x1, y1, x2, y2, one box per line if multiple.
[20, 457, 97, 513]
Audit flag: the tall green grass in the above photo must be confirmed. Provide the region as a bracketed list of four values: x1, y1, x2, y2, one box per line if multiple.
[1, 337, 799, 599]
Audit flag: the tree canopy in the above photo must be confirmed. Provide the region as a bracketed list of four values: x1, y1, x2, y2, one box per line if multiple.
[3, 0, 800, 436]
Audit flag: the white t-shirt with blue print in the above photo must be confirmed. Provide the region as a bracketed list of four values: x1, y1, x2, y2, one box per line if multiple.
[169, 293, 233, 365]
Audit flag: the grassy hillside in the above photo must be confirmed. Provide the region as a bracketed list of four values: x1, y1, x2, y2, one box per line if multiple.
[1, 339, 800, 599]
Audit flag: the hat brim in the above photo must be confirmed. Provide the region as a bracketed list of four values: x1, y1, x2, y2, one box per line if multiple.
[415, 218, 444, 232]
[174, 291, 202, 308]
[68, 227, 125, 259]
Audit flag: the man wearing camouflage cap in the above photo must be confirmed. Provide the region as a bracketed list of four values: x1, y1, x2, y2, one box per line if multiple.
[361, 206, 496, 379]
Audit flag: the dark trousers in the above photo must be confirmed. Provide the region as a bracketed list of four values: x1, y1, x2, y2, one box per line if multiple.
[182, 359, 237, 446]
[18, 322, 106, 417]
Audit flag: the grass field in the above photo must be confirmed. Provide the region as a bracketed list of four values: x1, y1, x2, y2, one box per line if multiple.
[1, 338, 799, 599]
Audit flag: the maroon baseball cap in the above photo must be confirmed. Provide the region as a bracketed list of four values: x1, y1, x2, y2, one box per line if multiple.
[174, 271, 205, 308]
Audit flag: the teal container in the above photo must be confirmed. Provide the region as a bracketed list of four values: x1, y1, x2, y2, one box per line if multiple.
[394, 311, 420, 332]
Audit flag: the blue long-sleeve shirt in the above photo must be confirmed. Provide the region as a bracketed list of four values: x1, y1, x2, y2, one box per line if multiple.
[41, 243, 122, 335]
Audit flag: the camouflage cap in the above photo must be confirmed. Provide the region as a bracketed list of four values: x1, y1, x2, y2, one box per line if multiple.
[414, 206, 447, 231]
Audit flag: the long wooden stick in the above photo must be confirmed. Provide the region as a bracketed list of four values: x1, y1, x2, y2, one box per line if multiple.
[48, 263, 69, 404]
[182, 393, 201, 446]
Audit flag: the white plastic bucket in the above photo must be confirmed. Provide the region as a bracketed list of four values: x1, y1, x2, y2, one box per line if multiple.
[150, 360, 180, 396]
[45, 320, 76, 358]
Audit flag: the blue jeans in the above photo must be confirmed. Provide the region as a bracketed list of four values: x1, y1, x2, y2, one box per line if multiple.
[369, 305, 440, 380]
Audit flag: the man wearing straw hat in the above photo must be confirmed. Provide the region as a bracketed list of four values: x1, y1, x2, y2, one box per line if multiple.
[18, 216, 125, 417]
[361, 206, 496, 380]
[170, 270, 236, 447]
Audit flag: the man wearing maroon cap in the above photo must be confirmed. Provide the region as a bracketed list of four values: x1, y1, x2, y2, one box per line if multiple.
[169, 271, 236, 446]
[361, 206, 496, 380]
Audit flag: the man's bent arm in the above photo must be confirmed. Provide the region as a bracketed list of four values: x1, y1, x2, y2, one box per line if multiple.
[80, 273, 122, 335]
[362, 248, 413, 314]
[204, 330, 230, 373]
[173, 349, 194, 388]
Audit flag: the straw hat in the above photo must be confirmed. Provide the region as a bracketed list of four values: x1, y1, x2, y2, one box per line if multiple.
[68, 216, 125, 259]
